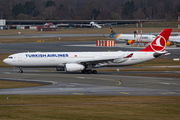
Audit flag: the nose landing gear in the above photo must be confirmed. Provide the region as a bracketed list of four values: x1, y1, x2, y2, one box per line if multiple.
[19, 67, 23, 73]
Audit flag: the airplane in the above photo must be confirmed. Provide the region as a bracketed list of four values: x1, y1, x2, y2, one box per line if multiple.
[3, 29, 172, 74]
[109, 25, 180, 47]
[70, 14, 107, 29]
[72, 20, 103, 29]
[108, 25, 156, 45]
[56, 21, 103, 29]
[166, 36, 180, 47]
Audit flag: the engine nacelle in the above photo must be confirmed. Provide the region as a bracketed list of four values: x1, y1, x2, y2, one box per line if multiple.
[65, 63, 85, 72]
[56, 67, 65, 71]
[166, 42, 172, 46]
[127, 40, 134, 44]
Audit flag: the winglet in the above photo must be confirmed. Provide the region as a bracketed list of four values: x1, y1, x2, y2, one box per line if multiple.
[140, 29, 172, 52]
[125, 53, 133, 58]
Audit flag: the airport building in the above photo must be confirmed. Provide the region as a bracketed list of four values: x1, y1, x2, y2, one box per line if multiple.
[0, 19, 8, 30]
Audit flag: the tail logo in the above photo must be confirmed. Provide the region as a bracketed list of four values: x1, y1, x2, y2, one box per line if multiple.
[109, 27, 113, 34]
[150, 35, 166, 52]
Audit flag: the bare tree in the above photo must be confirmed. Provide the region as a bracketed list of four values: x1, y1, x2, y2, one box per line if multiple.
[42, 6, 56, 19]
[0, 0, 180, 20]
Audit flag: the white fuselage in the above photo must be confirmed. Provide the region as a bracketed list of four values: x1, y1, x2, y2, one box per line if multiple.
[3, 51, 155, 68]
[115, 34, 180, 43]
[169, 36, 180, 43]
[115, 34, 156, 43]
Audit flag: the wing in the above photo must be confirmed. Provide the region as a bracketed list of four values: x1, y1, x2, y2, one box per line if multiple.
[64, 53, 133, 66]
[99, 23, 117, 26]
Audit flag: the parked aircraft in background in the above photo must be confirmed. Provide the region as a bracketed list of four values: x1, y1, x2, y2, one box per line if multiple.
[73, 21, 102, 28]
[109, 25, 180, 47]
[3, 29, 172, 74]
[108, 25, 156, 45]
[70, 14, 117, 29]
[57, 21, 111, 29]
[167, 36, 180, 47]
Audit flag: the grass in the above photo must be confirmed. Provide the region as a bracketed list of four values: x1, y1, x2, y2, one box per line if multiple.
[134, 57, 180, 66]
[0, 36, 107, 44]
[0, 80, 48, 89]
[0, 95, 179, 120]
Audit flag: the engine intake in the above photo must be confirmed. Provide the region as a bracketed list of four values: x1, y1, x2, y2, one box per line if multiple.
[127, 40, 134, 44]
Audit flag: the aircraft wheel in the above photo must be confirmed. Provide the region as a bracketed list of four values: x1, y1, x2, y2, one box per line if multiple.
[81, 70, 86, 73]
[19, 67, 23, 73]
[92, 70, 97, 74]
[87, 70, 92, 74]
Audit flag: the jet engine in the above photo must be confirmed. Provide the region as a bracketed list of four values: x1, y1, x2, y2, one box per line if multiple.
[166, 42, 172, 46]
[127, 40, 134, 45]
[65, 63, 85, 72]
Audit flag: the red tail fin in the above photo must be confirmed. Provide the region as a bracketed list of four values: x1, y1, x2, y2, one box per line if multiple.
[140, 29, 172, 52]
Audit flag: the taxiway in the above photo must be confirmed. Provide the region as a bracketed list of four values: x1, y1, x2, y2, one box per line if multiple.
[0, 68, 180, 95]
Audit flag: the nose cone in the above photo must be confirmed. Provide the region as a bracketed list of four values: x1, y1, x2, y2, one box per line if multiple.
[3, 58, 16, 66]
[3, 58, 11, 65]
[3, 58, 8, 64]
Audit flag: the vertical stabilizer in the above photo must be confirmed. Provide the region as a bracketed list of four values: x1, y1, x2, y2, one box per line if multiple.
[109, 25, 116, 38]
[140, 29, 172, 52]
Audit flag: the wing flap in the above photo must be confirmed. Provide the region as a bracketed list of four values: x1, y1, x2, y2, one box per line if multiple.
[78, 58, 117, 65]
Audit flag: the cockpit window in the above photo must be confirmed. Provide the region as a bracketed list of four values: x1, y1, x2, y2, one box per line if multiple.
[7, 56, 13, 59]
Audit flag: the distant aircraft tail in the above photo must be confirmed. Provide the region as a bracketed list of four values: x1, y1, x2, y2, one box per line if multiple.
[109, 25, 117, 38]
[140, 29, 172, 52]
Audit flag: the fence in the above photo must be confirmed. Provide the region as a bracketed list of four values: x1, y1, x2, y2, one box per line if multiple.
[96, 40, 115, 47]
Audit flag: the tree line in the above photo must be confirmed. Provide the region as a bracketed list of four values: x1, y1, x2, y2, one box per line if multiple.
[1, 0, 180, 20]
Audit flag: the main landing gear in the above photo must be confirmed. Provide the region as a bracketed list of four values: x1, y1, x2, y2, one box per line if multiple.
[19, 67, 23, 73]
[81, 70, 97, 74]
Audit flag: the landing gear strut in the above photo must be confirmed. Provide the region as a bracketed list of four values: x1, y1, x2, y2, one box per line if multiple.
[19, 67, 23, 73]
[81, 64, 97, 74]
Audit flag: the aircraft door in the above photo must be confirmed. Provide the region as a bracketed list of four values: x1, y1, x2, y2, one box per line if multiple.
[18, 55, 22, 62]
